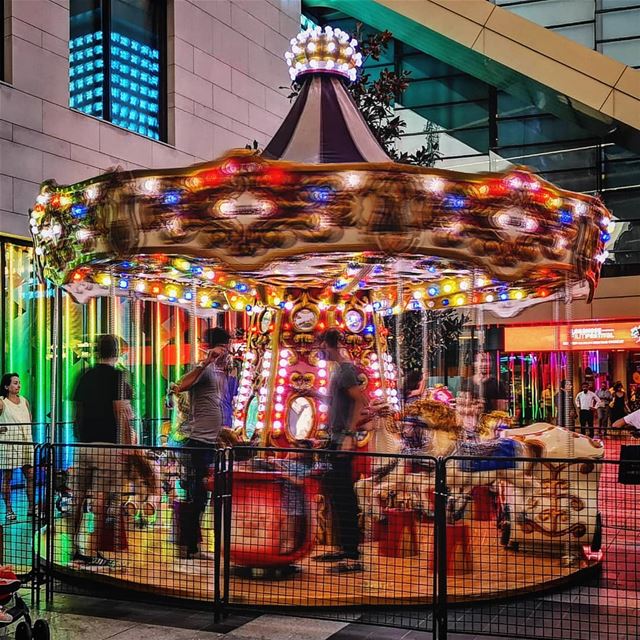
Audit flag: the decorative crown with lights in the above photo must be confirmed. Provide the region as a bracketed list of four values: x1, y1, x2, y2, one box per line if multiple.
[285, 25, 363, 82]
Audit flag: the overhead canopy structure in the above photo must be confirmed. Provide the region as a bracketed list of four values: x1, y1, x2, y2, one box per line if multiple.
[30, 25, 610, 315]
[305, 0, 640, 153]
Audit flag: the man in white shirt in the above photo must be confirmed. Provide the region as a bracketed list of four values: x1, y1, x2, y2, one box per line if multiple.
[612, 408, 640, 437]
[575, 382, 598, 438]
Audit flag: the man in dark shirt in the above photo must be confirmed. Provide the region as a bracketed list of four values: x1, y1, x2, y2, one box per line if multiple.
[472, 355, 508, 413]
[314, 328, 368, 573]
[173, 327, 230, 560]
[71, 334, 133, 567]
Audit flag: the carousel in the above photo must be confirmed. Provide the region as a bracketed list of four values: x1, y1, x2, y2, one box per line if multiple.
[30, 26, 610, 606]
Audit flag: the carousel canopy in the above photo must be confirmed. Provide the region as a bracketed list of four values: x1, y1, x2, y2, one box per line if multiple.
[29, 26, 610, 316]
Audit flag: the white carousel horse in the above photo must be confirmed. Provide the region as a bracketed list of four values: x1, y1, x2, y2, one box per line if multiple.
[356, 400, 539, 526]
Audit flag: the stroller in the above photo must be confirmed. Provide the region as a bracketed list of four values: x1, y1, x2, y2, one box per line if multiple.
[0, 567, 50, 639]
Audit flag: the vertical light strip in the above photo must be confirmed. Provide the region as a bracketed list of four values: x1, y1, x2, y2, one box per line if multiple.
[7, 247, 14, 372]
[133, 300, 143, 431]
[88, 298, 97, 367]
[36, 281, 47, 437]
[175, 308, 182, 388]
[63, 293, 73, 444]
[154, 302, 163, 441]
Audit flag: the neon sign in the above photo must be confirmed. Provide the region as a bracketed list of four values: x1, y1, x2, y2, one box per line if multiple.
[504, 321, 640, 352]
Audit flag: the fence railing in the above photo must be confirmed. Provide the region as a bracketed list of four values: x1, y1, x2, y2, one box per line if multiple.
[1, 438, 639, 639]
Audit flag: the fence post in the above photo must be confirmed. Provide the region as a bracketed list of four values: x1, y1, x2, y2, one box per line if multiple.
[31, 443, 40, 608]
[213, 447, 222, 622]
[223, 447, 233, 617]
[434, 457, 448, 640]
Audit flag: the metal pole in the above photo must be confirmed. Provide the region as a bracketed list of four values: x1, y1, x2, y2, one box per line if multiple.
[108, 272, 116, 335]
[189, 283, 198, 366]
[435, 457, 448, 640]
[395, 280, 404, 404]
[422, 310, 429, 396]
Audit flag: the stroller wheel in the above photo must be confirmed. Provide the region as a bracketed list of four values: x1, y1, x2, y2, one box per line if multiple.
[15, 620, 32, 640]
[33, 619, 50, 640]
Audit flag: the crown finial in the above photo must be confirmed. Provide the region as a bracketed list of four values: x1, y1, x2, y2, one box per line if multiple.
[285, 26, 363, 82]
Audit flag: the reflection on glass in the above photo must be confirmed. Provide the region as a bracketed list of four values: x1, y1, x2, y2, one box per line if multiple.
[287, 396, 314, 439]
[245, 395, 258, 439]
[260, 309, 273, 333]
[345, 309, 364, 333]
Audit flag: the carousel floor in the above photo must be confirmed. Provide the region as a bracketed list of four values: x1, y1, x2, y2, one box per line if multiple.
[40, 504, 600, 606]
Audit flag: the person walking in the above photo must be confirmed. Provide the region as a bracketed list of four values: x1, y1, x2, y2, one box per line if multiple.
[71, 335, 133, 567]
[173, 327, 230, 561]
[596, 382, 613, 436]
[541, 383, 553, 422]
[575, 382, 598, 438]
[313, 328, 369, 574]
[554, 379, 571, 428]
[0, 373, 34, 522]
[609, 382, 630, 426]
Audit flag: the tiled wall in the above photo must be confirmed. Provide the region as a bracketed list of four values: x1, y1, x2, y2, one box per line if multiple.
[0, 0, 301, 237]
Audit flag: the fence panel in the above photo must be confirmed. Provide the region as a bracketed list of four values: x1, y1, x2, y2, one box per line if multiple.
[45, 442, 220, 607]
[226, 447, 437, 633]
[0, 440, 39, 580]
[441, 449, 640, 640]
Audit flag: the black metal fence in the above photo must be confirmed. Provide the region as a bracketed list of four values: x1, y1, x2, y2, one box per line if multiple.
[3, 437, 640, 639]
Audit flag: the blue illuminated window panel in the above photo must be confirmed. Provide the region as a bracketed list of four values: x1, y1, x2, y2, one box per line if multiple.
[69, 25, 162, 141]
[69, 29, 103, 118]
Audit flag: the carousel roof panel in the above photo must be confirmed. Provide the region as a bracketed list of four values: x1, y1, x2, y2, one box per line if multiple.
[29, 149, 609, 311]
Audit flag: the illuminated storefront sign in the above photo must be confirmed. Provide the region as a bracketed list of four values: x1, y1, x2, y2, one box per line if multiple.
[504, 321, 640, 352]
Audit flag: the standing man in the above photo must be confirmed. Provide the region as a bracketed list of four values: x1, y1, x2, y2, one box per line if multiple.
[596, 381, 613, 436]
[555, 380, 569, 428]
[174, 327, 230, 560]
[314, 328, 369, 573]
[575, 381, 598, 438]
[471, 354, 508, 413]
[72, 335, 133, 567]
[541, 383, 553, 422]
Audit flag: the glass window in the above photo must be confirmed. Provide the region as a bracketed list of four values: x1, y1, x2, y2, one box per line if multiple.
[600, 38, 640, 66]
[500, 0, 595, 27]
[602, 0, 640, 8]
[601, 7, 640, 40]
[69, 0, 166, 141]
[554, 23, 595, 48]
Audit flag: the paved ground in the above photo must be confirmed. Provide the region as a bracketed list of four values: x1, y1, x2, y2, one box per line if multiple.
[8, 588, 635, 640]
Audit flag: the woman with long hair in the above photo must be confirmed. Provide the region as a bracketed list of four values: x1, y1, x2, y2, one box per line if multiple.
[0, 373, 34, 522]
[609, 381, 630, 426]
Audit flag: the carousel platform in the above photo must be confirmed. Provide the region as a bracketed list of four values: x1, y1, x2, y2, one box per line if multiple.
[39, 510, 600, 606]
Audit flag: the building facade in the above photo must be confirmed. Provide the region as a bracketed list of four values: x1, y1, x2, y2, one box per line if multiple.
[1, 0, 301, 237]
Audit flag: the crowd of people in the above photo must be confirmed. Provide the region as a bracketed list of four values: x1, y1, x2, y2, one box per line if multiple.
[2, 330, 640, 573]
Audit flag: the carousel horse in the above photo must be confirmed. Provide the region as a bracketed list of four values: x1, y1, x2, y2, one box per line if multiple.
[356, 400, 540, 527]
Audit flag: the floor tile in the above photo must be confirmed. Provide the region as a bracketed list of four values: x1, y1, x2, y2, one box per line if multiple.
[228, 615, 348, 640]
[107, 624, 223, 639]
[33, 611, 137, 640]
